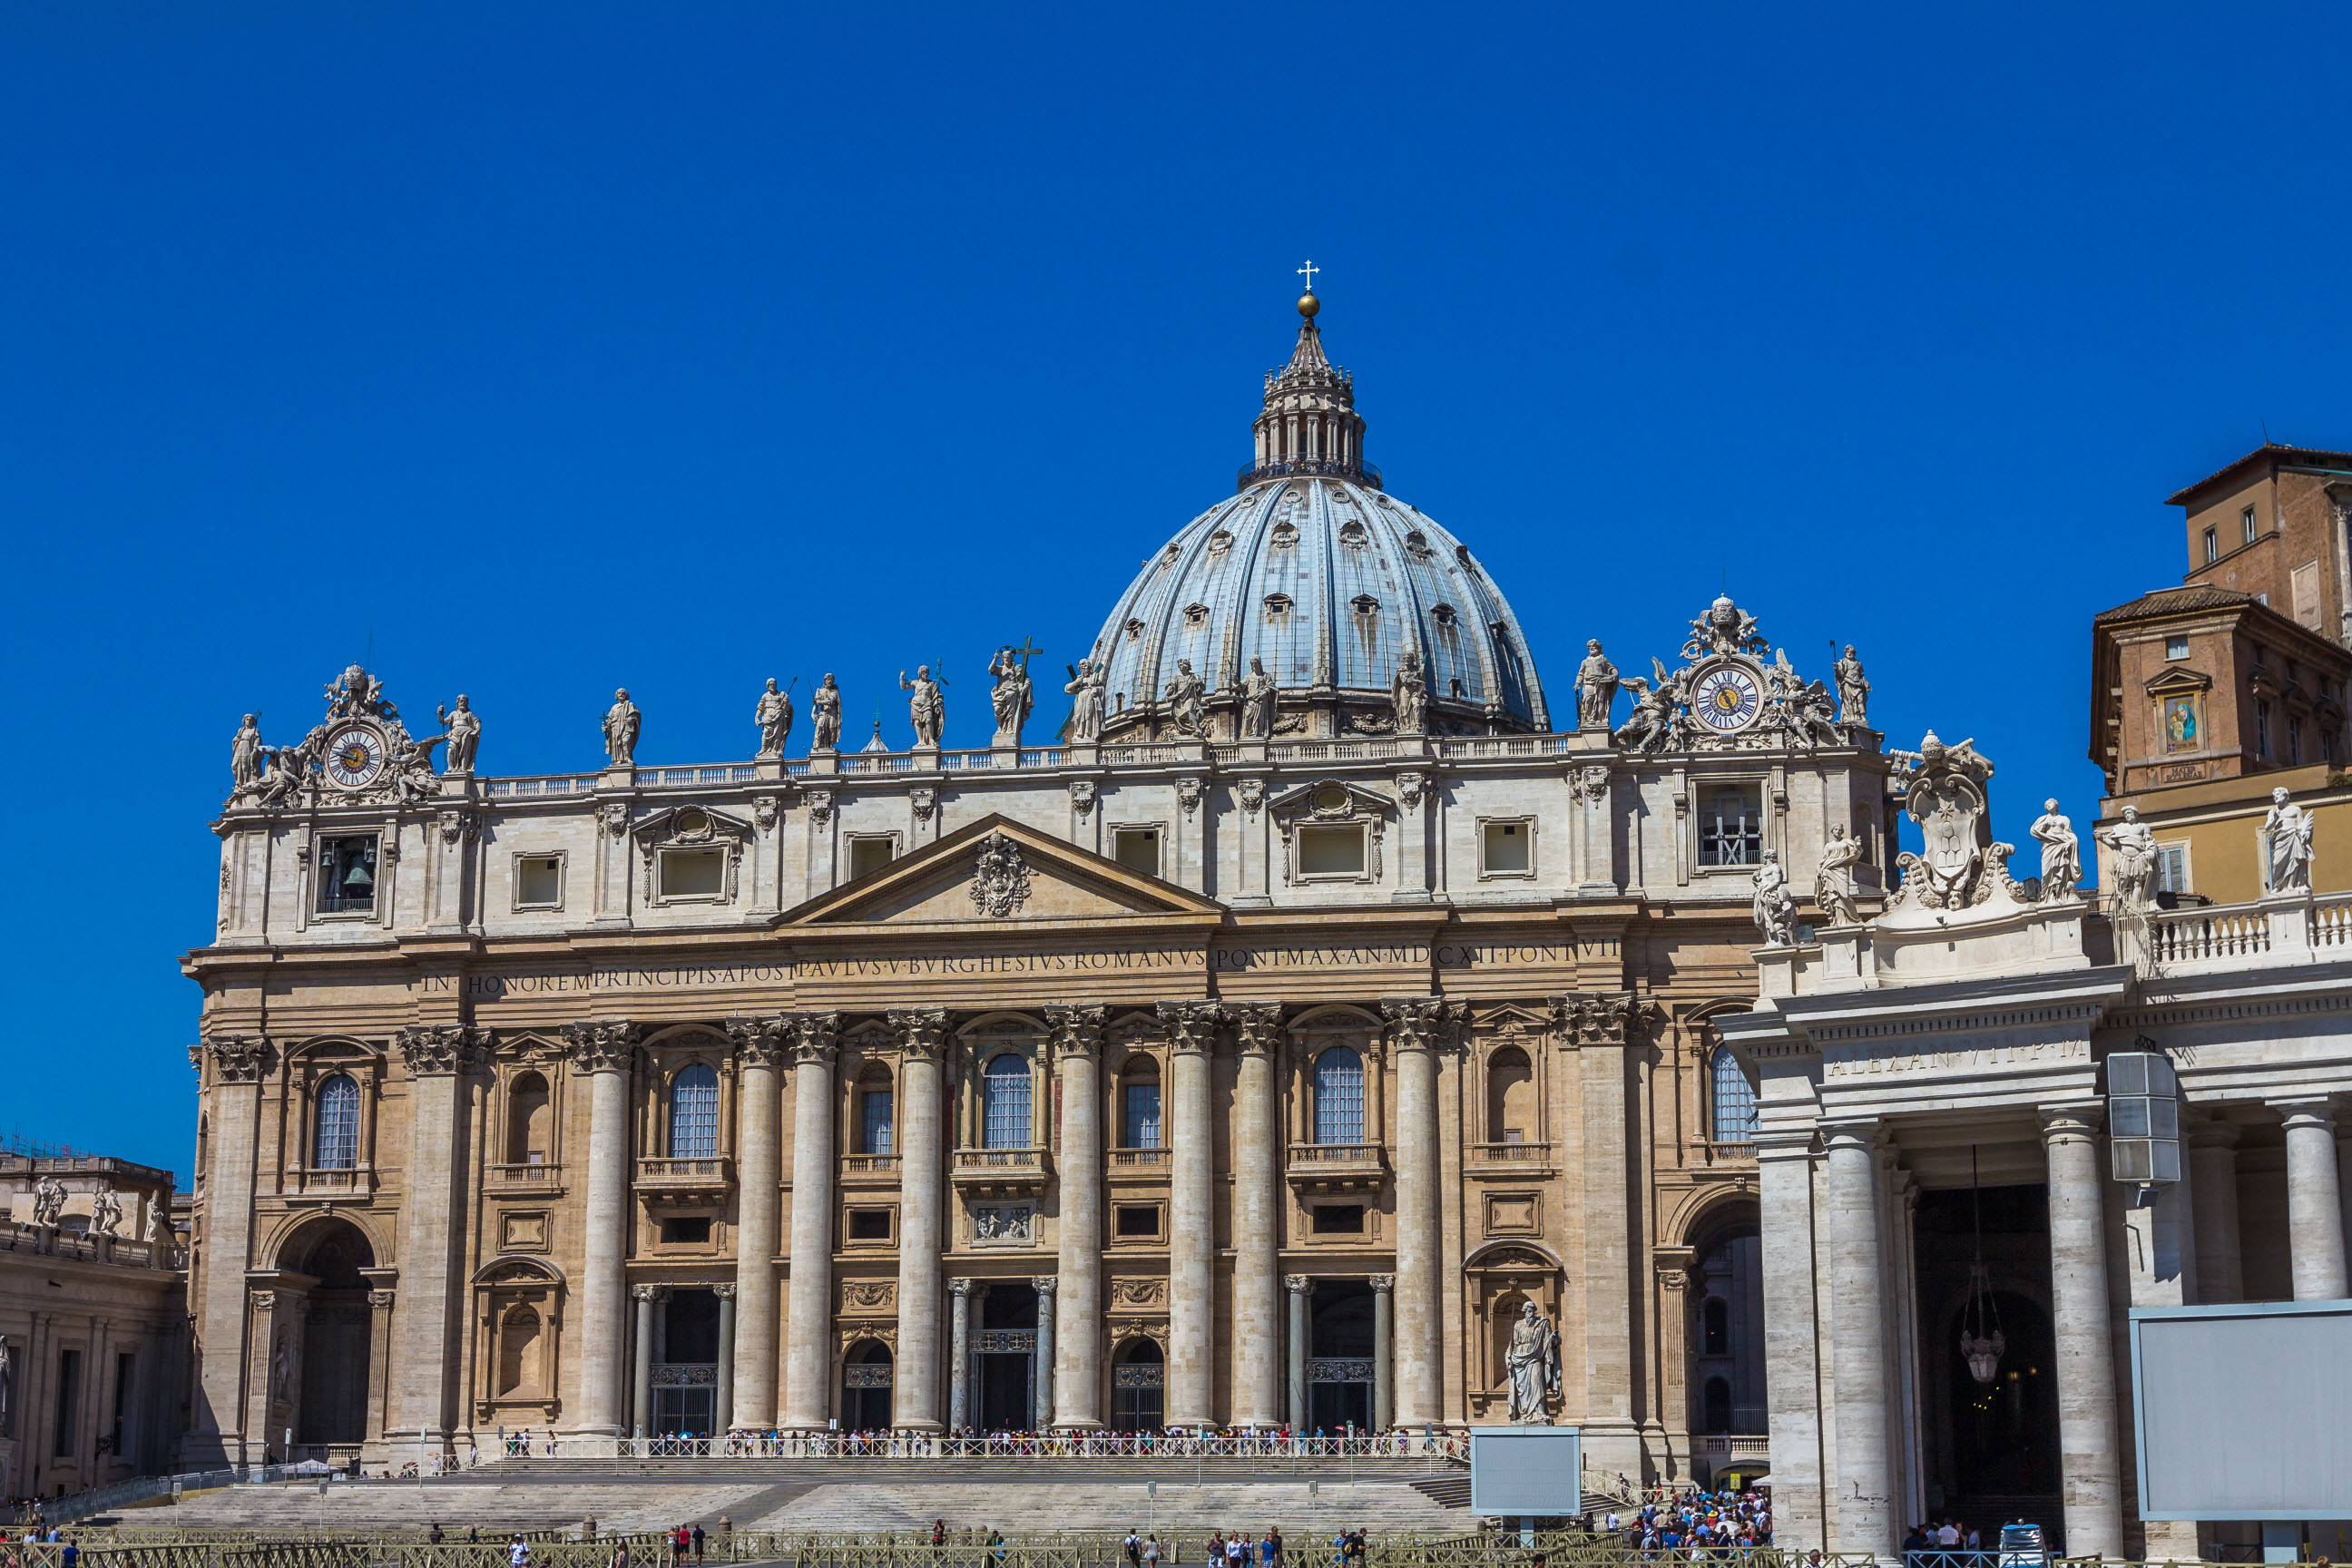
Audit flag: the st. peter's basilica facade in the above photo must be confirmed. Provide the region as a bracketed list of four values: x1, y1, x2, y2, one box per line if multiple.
[183, 291, 1889, 1488]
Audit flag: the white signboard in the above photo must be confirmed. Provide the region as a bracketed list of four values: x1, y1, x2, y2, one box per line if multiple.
[2131, 1301, 2352, 1520]
[1469, 1426, 1583, 1517]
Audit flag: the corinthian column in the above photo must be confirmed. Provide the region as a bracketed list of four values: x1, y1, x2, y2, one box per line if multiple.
[2041, 1105, 2122, 1559]
[191, 1035, 270, 1466]
[565, 1019, 639, 1435]
[392, 1024, 487, 1450]
[1047, 1004, 1108, 1428]
[1230, 1004, 1284, 1428]
[892, 1008, 949, 1431]
[724, 1014, 789, 1430]
[1160, 1001, 1224, 1428]
[782, 1013, 841, 1430]
[1382, 997, 1452, 1428]
[2277, 1099, 2350, 1299]
[949, 1277, 974, 1432]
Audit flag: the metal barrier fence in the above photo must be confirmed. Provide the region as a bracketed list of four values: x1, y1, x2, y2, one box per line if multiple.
[482, 1434, 1469, 1463]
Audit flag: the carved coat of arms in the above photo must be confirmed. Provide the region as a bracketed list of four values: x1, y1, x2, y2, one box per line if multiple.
[969, 832, 1033, 918]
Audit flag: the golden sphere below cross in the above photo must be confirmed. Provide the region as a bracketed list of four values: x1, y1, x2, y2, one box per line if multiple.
[1297, 292, 1320, 319]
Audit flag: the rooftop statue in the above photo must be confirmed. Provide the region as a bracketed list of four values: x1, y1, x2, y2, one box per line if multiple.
[810, 673, 842, 751]
[603, 689, 641, 767]
[1836, 645, 1872, 727]
[1816, 825, 1863, 925]
[1064, 655, 1106, 743]
[437, 694, 481, 774]
[2032, 800, 2081, 898]
[1237, 657, 1277, 740]
[753, 679, 795, 760]
[1575, 641, 1619, 730]
[1390, 647, 1428, 735]
[1751, 851, 1795, 945]
[2265, 787, 2316, 893]
[901, 665, 946, 748]
[230, 713, 265, 789]
[989, 642, 1039, 748]
[2096, 805, 2157, 914]
[1164, 660, 1206, 739]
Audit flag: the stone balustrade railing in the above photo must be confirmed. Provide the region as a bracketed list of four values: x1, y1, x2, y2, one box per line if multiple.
[0, 1219, 181, 1269]
[2135, 887, 2352, 976]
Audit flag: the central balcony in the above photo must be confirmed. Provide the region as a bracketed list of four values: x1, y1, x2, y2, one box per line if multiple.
[1285, 1142, 1387, 1196]
[953, 1146, 1049, 1199]
[636, 1156, 732, 1201]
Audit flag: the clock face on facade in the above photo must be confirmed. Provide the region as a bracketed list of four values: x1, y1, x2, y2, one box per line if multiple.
[323, 725, 387, 789]
[1690, 663, 1764, 733]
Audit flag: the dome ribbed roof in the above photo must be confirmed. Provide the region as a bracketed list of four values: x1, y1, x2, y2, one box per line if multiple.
[1085, 477, 1550, 740]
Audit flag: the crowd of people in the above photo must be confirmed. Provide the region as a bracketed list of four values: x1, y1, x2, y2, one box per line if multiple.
[1901, 1520, 1984, 1555]
[1597, 1487, 1774, 1551]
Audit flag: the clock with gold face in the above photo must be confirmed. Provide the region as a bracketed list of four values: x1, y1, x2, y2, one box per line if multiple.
[323, 724, 387, 789]
[1690, 663, 1763, 734]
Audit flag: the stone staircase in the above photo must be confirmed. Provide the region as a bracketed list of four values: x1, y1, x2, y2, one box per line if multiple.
[743, 1479, 1465, 1534]
[152, 1480, 771, 1535]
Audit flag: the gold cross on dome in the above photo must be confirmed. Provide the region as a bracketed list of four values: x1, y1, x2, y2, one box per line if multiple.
[1297, 260, 1319, 293]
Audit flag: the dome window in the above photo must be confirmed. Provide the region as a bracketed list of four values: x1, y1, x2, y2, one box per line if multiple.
[1271, 522, 1298, 550]
[1183, 603, 1210, 627]
[1263, 593, 1294, 620]
[1338, 520, 1367, 550]
[1161, 543, 1182, 564]
[1207, 530, 1234, 555]
[1124, 618, 1147, 642]
[1405, 530, 1433, 560]
[1431, 603, 1457, 627]
[1350, 594, 1380, 618]
[1455, 544, 1479, 571]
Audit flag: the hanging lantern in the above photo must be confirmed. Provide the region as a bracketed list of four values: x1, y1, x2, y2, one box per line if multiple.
[1959, 1146, 2004, 1385]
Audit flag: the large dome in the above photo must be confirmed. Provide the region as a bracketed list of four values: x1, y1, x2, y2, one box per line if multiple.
[1082, 301, 1550, 743]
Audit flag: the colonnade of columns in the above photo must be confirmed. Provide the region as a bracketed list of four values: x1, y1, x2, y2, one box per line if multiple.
[553, 1000, 1455, 1435]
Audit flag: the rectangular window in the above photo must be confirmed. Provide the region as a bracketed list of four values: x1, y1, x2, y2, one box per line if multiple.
[2257, 701, 2273, 760]
[1311, 1204, 1366, 1234]
[1482, 819, 1533, 875]
[2203, 526, 2219, 564]
[54, 1348, 80, 1456]
[2290, 716, 2305, 767]
[847, 1208, 891, 1241]
[660, 1216, 711, 1245]
[1700, 787, 1764, 867]
[316, 836, 378, 915]
[659, 848, 726, 899]
[1115, 1204, 1160, 1238]
[1122, 1082, 1161, 1148]
[848, 838, 895, 879]
[2155, 844, 2190, 896]
[1297, 823, 1367, 877]
[2244, 505, 2259, 544]
[1113, 828, 1161, 877]
[112, 1351, 133, 1460]
[2165, 635, 2190, 661]
[859, 1089, 894, 1156]
[516, 855, 563, 908]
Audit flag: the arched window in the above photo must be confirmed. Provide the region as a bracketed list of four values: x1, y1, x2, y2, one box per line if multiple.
[1485, 1045, 1534, 1144]
[1313, 1047, 1365, 1144]
[671, 1063, 720, 1159]
[982, 1054, 1032, 1150]
[314, 1074, 360, 1170]
[1710, 1047, 1759, 1143]
[858, 1069, 895, 1157]
[1121, 1059, 1161, 1149]
[498, 1305, 544, 1396]
[505, 1071, 552, 1166]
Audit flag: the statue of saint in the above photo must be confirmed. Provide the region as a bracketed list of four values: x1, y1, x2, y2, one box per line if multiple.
[1503, 1300, 1561, 1424]
[900, 665, 946, 748]
[1164, 660, 1206, 737]
[988, 646, 1036, 747]
[1063, 656, 1106, 742]
[145, 1200, 167, 1247]
[436, 695, 481, 774]
[1751, 851, 1795, 945]
[753, 679, 795, 759]
[1391, 648, 1429, 735]
[2266, 787, 2316, 892]
[1238, 656, 1278, 740]
[1575, 641, 1619, 730]
[2031, 799, 2081, 897]
[811, 674, 842, 751]
[1815, 825, 1863, 925]
[90, 1185, 122, 1238]
[2096, 806, 2158, 911]
[230, 713, 265, 789]
[1836, 645, 1872, 727]
[32, 1175, 65, 1227]
[602, 689, 641, 767]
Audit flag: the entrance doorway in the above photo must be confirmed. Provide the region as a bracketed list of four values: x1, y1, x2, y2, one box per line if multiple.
[975, 1281, 1037, 1431]
[654, 1289, 721, 1436]
[1112, 1338, 1163, 1430]
[289, 1220, 373, 1446]
[842, 1340, 893, 1430]
[1307, 1279, 1375, 1434]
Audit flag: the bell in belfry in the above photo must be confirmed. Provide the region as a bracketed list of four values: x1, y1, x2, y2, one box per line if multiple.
[343, 858, 374, 892]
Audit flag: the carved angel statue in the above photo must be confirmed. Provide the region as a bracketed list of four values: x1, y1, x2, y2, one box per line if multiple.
[1064, 655, 1107, 742]
[603, 689, 641, 766]
[2031, 800, 2081, 898]
[90, 1185, 122, 1238]
[2265, 787, 2316, 892]
[811, 673, 843, 750]
[1751, 851, 1796, 945]
[1816, 826, 1863, 925]
[436, 695, 481, 773]
[1575, 641, 1619, 730]
[1836, 645, 1872, 727]
[900, 665, 946, 747]
[1613, 662, 1682, 755]
[1390, 647, 1429, 735]
[2095, 806, 2158, 913]
[255, 736, 315, 808]
[1164, 659, 1206, 737]
[31, 1175, 65, 1227]
[988, 645, 1035, 747]
[230, 713, 266, 790]
[1237, 656, 1278, 740]
[1504, 1300, 1562, 1424]
[1796, 681, 1843, 747]
[753, 679, 795, 759]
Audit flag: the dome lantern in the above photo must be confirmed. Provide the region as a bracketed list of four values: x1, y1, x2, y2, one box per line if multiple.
[1240, 271, 1377, 494]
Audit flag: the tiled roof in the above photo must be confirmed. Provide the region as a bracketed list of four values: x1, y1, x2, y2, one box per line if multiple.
[2092, 585, 2259, 623]
[2166, 443, 2352, 505]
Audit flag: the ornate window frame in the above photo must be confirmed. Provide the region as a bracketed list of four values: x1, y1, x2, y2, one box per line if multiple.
[632, 805, 753, 907]
[1475, 815, 1538, 882]
[509, 849, 567, 913]
[1269, 780, 1392, 887]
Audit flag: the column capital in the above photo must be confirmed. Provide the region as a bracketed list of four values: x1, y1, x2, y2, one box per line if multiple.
[397, 1024, 492, 1077]
[2038, 1101, 2105, 1141]
[1284, 1274, 1314, 1295]
[1231, 1003, 1285, 1056]
[2187, 1116, 2242, 1150]
[2272, 1096, 2341, 1131]
[204, 1034, 275, 1083]
[1366, 1274, 1394, 1291]
[1753, 1128, 1819, 1160]
[1381, 995, 1467, 1054]
[367, 1289, 397, 1309]
[789, 1011, 841, 1067]
[629, 1284, 670, 1304]
[1819, 1120, 1886, 1152]
[711, 1283, 738, 1300]
[1156, 1000, 1225, 1055]
[950, 1277, 974, 1301]
[888, 1007, 951, 1062]
[1044, 1004, 1107, 1059]
[1031, 1275, 1058, 1298]
[726, 1014, 792, 1069]
[1545, 992, 1659, 1049]
[563, 1019, 641, 1074]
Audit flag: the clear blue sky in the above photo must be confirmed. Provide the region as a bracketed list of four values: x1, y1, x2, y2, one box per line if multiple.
[5, 5, 2347, 1176]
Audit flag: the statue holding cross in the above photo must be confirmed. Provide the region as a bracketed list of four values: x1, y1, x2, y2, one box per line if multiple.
[989, 638, 1043, 748]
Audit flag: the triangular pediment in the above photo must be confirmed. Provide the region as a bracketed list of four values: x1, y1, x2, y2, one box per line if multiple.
[2143, 664, 2212, 696]
[775, 814, 1225, 933]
